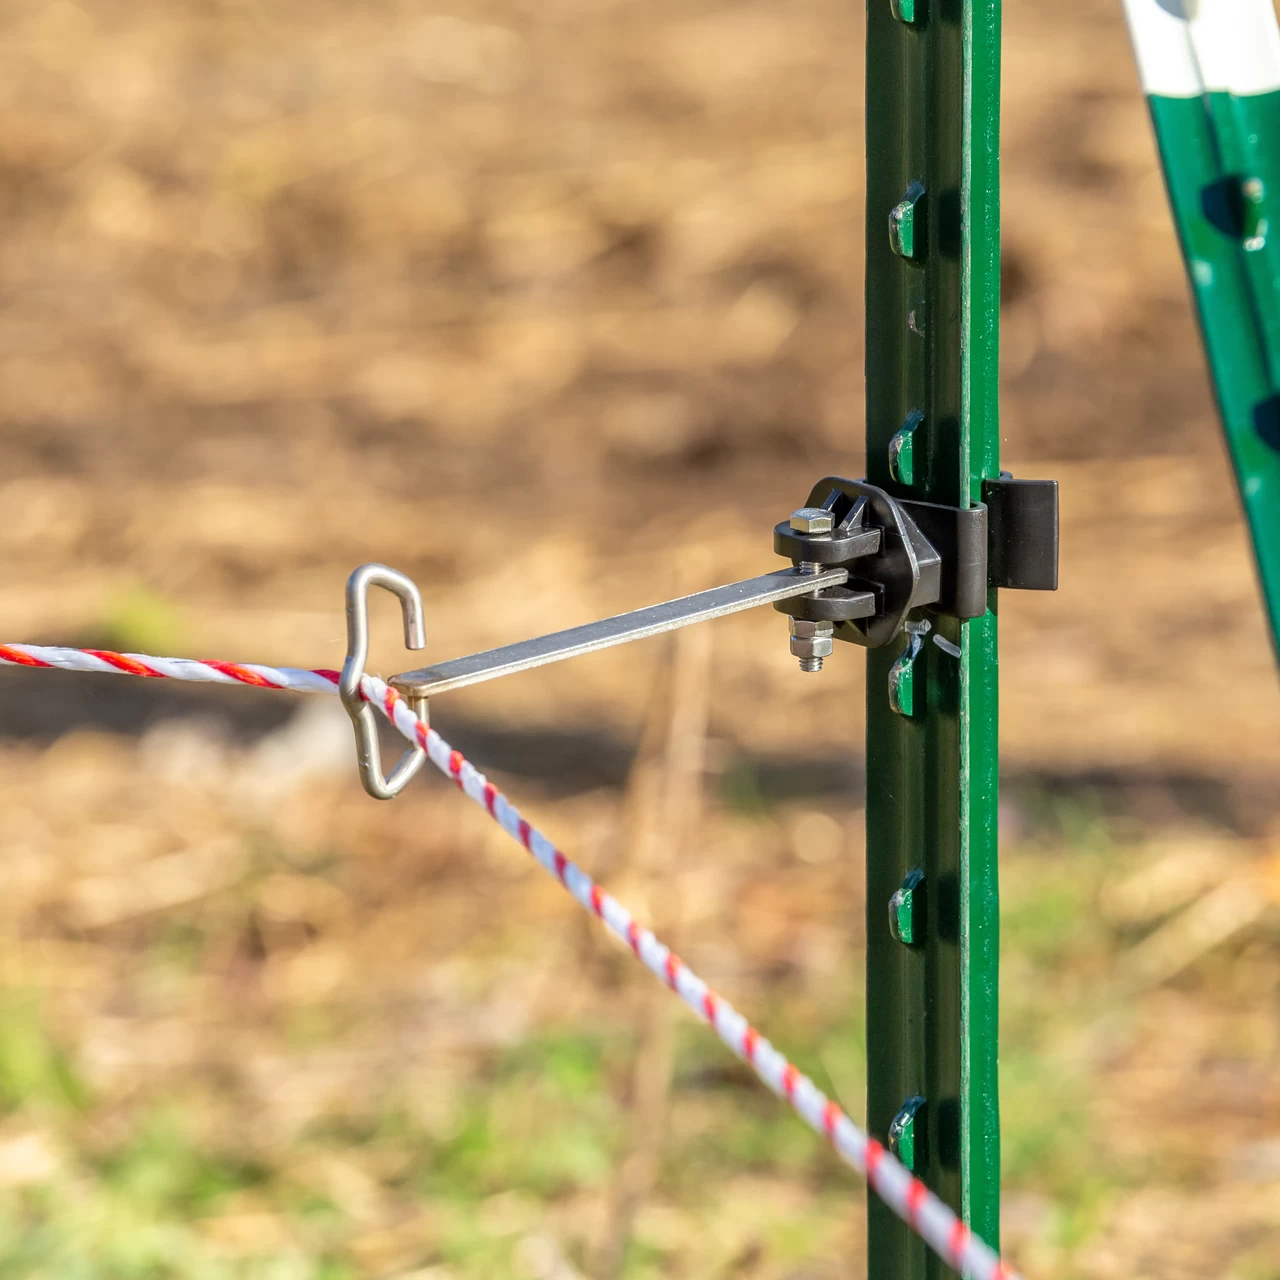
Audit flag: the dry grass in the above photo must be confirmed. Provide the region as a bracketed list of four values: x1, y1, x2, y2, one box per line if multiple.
[0, 0, 1278, 1276]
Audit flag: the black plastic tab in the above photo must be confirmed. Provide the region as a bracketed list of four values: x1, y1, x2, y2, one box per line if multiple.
[897, 499, 989, 620]
[982, 473, 1059, 591]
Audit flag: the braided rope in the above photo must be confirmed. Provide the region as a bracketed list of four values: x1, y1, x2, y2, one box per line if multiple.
[367, 674, 1018, 1280]
[0, 641, 1022, 1280]
[0, 644, 341, 694]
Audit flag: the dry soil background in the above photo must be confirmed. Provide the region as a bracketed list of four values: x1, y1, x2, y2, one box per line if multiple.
[0, 1, 1278, 1278]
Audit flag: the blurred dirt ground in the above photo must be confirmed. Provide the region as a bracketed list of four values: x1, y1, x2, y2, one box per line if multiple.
[1, 0, 1279, 1277]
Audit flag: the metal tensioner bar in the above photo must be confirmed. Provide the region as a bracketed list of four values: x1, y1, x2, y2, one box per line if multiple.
[363, 466, 1056, 797]
[389, 565, 849, 701]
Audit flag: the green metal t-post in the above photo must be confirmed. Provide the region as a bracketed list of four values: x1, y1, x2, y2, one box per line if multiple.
[864, 1, 1002, 1276]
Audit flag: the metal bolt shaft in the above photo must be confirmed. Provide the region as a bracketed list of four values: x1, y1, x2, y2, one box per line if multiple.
[787, 511, 835, 674]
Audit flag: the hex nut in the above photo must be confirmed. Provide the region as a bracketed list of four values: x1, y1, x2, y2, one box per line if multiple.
[790, 635, 834, 660]
[789, 617, 834, 660]
[788, 618, 834, 639]
[789, 507, 835, 535]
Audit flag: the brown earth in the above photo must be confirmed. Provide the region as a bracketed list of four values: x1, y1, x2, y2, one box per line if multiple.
[0, 0, 1278, 1277]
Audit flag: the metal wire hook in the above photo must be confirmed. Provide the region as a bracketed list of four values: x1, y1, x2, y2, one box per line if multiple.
[340, 563, 429, 800]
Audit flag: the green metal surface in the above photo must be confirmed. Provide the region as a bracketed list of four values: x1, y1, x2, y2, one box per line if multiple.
[888, 1094, 928, 1172]
[864, 0, 1002, 1274]
[889, 409, 926, 486]
[890, 182, 927, 262]
[888, 869, 926, 947]
[887, 630, 923, 716]
[1145, 87, 1280, 659]
[890, 0, 919, 27]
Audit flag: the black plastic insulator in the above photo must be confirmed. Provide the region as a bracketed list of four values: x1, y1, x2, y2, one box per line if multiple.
[772, 523, 882, 565]
[773, 585, 879, 623]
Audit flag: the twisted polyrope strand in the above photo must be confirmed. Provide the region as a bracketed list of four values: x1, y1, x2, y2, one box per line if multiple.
[364, 674, 1019, 1280]
[0, 642, 1021, 1280]
[0, 644, 341, 694]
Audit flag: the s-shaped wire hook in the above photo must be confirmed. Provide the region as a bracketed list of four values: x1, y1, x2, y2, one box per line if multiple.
[340, 563, 430, 799]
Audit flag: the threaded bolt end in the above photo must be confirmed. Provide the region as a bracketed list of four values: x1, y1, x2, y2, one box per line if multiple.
[797, 655, 824, 673]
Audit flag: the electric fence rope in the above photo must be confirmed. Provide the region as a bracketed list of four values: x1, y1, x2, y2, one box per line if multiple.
[0, 640, 1022, 1280]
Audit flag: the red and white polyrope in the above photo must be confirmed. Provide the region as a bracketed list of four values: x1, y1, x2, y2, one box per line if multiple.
[0, 644, 341, 694]
[0, 641, 1021, 1280]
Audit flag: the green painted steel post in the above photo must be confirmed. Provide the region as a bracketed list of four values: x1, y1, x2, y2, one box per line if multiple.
[1124, 0, 1280, 662]
[865, 0, 1002, 1275]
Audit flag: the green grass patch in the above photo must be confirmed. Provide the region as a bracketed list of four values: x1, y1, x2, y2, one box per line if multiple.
[97, 1110, 270, 1215]
[1001, 859, 1100, 971]
[97, 585, 186, 657]
[718, 760, 775, 816]
[0, 996, 87, 1115]
[419, 1030, 621, 1201]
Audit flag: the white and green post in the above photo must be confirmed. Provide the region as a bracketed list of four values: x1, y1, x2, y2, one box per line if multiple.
[1125, 0, 1280, 660]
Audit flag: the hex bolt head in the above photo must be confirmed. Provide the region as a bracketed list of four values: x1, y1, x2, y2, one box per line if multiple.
[789, 507, 835, 535]
[789, 617, 834, 671]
